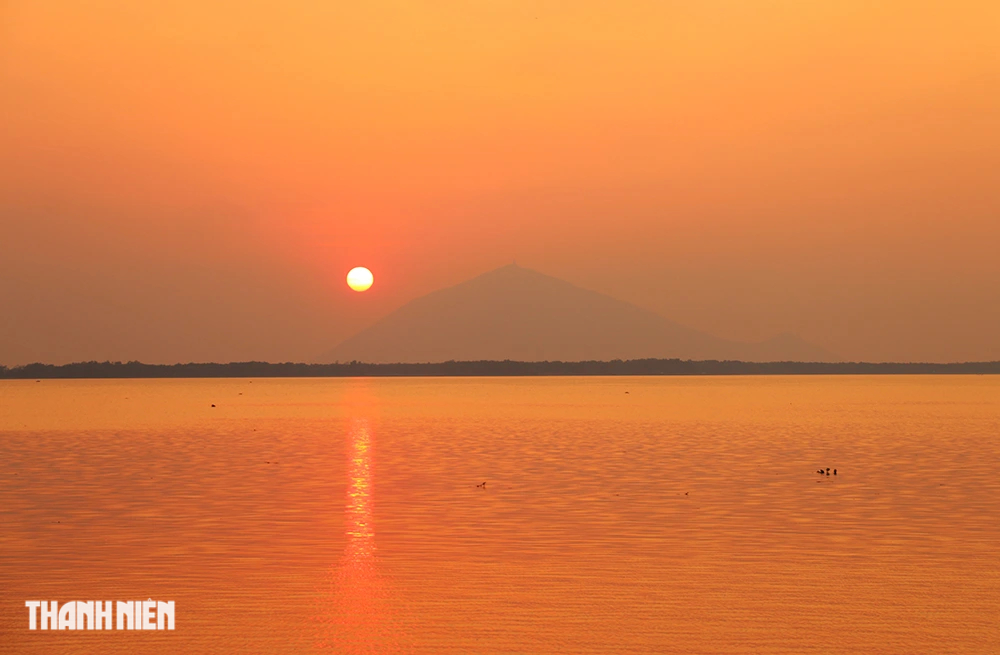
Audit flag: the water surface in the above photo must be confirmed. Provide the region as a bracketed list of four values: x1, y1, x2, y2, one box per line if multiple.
[1, 376, 998, 653]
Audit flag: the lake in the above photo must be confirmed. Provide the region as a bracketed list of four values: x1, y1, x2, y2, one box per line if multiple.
[1, 376, 998, 653]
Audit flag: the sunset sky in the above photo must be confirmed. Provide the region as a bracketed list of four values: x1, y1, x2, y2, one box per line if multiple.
[2, 1, 998, 364]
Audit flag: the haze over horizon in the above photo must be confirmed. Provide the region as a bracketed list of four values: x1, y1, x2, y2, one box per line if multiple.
[3, 1, 999, 366]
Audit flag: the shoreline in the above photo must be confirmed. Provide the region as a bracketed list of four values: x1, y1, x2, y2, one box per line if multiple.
[3, 359, 1000, 379]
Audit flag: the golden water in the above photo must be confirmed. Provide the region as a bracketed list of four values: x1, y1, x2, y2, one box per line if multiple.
[1, 376, 998, 653]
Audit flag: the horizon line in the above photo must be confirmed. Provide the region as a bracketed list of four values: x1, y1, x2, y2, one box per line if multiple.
[3, 359, 999, 379]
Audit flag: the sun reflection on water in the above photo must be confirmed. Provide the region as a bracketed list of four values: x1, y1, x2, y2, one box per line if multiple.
[315, 416, 406, 654]
[345, 419, 375, 562]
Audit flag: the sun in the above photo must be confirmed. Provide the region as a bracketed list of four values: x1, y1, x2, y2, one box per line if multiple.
[346, 266, 374, 292]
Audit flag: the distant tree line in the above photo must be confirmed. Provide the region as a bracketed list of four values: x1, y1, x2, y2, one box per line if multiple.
[1, 359, 999, 379]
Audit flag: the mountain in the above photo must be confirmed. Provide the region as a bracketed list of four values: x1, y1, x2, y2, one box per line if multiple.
[317, 264, 836, 364]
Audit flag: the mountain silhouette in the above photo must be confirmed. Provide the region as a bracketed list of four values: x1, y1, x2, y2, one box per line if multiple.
[318, 264, 836, 363]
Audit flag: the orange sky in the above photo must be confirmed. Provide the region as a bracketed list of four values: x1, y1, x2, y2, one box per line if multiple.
[2, 1, 999, 364]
